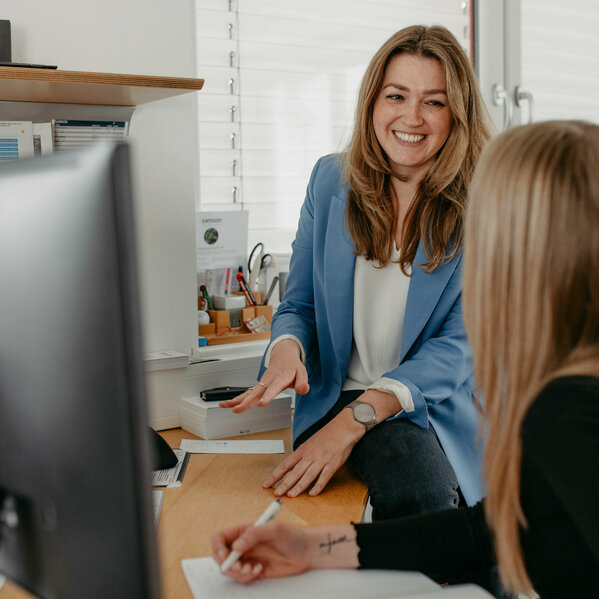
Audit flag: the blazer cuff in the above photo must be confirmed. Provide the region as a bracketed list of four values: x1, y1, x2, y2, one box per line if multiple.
[368, 377, 414, 414]
[264, 334, 306, 367]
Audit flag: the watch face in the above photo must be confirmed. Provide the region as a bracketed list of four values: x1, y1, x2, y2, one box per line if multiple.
[354, 402, 375, 423]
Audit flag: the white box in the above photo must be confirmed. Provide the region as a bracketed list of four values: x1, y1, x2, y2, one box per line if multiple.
[180, 394, 291, 439]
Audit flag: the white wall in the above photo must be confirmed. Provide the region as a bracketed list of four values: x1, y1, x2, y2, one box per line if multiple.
[3, 0, 199, 355]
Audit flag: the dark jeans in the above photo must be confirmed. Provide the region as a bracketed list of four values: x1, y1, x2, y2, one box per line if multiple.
[295, 390, 516, 599]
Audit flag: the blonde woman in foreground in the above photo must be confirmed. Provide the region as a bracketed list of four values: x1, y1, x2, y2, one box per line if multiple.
[212, 120, 599, 598]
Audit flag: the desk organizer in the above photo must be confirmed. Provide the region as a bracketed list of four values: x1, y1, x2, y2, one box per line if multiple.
[198, 292, 273, 346]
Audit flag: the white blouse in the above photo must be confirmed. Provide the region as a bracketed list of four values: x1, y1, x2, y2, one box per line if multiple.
[341, 247, 414, 413]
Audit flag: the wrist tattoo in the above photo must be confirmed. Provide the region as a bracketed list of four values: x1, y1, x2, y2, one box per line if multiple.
[319, 533, 349, 554]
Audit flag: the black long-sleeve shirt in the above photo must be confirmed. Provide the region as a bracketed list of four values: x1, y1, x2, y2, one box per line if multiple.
[354, 376, 599, 598]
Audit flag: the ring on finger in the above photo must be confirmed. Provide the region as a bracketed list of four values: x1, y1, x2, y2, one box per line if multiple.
[256, 381, 267, 390]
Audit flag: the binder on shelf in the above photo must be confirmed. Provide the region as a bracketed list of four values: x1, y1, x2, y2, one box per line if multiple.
[52, 119, 128, 151]
[180, 393, 292, 440]
[0, 121, 34, 160]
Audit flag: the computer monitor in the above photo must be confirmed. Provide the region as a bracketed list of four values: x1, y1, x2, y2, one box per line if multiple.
[0, 144, 161, 598]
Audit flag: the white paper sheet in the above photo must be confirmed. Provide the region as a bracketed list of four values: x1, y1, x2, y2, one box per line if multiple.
[196, 210, 248, 275]
[180, 439, 285, 454]
[181, 557, 440, 599]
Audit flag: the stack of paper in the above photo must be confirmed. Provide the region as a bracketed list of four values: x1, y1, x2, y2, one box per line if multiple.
[180, 394, 291, 440]
[52, 119, 128, 151]
[144, 350, 190, 372]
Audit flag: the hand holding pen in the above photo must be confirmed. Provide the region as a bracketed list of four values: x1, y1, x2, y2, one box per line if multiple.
[220, 499, 282, 573]
[212, 499, 314, 582]
[212, 501, 360, 583]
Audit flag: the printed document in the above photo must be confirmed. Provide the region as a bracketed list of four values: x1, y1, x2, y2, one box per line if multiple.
[180, 439, 284, 454]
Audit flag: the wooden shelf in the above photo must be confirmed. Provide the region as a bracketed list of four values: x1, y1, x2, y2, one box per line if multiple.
[0, 67, 204, 106]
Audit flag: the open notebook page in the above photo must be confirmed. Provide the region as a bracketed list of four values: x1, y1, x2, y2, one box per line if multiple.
[182, 557, 491, 599]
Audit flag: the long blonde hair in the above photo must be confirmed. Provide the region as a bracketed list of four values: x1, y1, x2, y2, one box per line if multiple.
[344, 25, 493, 273]
[463, 120, 599, 592]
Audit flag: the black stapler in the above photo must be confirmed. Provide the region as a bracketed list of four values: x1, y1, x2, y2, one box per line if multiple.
[200, 386, 249, 402]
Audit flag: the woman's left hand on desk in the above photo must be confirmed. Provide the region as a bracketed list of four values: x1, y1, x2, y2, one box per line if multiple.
[263, 410, 365, 497]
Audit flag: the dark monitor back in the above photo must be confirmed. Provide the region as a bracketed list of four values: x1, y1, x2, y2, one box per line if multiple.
[0, 144, 161, 599]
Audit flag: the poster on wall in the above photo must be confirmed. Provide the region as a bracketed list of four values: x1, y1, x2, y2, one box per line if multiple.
[195, 210, 248, 298]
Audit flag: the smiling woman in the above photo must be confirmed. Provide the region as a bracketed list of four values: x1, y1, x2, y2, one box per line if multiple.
[220, 25, 503, 595]
[223, 22, 493, 508]
[372, 53, 452, 246]
[345, 25, 492, 274]
[373, 54, 451, 183]
[221, 26, 490, 519]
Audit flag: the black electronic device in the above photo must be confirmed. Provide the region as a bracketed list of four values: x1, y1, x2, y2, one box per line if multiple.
[0, 144, 161, 599]
[200, 386, 250, 401]
[150, 428, 178, 470]
[0, 61, 57, 69]
[0, 20, 11, 63]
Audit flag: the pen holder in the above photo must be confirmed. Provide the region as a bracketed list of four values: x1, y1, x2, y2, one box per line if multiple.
[198, 321, 216, 336]
[198, 303, 273, 345]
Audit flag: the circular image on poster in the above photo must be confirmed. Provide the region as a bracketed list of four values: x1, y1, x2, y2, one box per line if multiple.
[204, 227, 219, 245]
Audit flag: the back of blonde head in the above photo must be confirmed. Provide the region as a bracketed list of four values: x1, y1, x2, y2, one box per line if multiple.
[464, 120, 599, 592]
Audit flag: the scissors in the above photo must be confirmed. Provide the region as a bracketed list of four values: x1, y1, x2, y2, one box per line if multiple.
[248, 242, 273, 295]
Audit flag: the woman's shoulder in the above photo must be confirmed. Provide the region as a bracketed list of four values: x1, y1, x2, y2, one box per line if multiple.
[301, 154, 349, 216]
[313, 152, 343, 175]
[309, 153, 346, 195]
[531, 375, 599, 407]
[523, 376, 599, 440]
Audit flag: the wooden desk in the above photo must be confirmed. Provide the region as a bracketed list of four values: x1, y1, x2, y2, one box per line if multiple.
[1, 427, 368, 599]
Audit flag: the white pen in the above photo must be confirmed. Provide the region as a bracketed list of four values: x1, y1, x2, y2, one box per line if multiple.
[220, 499, 282, 573]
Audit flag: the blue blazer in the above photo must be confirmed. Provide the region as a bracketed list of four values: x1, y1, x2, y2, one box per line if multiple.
[263, 155, 484, 505]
